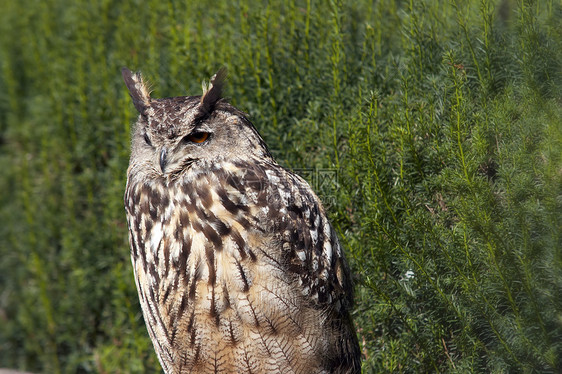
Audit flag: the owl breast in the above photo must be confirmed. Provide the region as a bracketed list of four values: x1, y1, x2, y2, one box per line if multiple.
[125, 159, 348, 373]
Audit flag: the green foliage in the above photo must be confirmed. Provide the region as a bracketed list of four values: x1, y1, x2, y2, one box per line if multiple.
[0, 0, 560, 373]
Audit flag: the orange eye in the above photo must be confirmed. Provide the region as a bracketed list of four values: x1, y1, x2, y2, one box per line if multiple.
[186, 131, 209, 144]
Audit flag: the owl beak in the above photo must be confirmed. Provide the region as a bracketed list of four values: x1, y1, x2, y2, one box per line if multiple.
[159, 148, 168, 173]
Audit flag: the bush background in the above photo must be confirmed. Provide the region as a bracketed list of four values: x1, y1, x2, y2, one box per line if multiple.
[0, 0, 561, 372]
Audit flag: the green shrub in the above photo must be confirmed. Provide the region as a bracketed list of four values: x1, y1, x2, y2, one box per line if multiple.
[0, 0, 560, 372]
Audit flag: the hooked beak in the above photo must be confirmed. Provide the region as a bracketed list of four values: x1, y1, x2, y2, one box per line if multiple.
[159, 147, 168, 173]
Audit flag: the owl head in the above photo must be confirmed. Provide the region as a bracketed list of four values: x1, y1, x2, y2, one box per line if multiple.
[122, 67, 272, 181]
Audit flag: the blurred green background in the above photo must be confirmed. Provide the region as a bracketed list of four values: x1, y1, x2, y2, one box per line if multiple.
[0, 0, 561, 372]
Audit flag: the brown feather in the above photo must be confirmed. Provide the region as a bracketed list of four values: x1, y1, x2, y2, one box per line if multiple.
[198, 67, 227, 117]
[121, 67, 151, 114]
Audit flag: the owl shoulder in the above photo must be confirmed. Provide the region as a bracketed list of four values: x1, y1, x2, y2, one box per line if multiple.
[235, 160, 354, 310]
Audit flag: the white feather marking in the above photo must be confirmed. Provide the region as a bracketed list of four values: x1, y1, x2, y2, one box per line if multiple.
[150, 223, 163, 253]
[324, 241, 333, 263]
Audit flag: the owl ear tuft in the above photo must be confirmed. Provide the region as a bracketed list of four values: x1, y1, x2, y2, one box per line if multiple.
[199, 67, 227, 115]
[122, 67, 151, 115]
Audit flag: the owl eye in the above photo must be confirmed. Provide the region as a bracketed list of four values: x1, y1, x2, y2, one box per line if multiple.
[143, 133, 153, 147]
[184, 131, 210, 144]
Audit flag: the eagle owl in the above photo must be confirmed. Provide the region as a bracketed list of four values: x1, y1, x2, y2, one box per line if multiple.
[122, 67, 361, 373]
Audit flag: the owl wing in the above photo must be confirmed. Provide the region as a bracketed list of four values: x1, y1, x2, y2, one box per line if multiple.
[227, 160, 361, 371]
[255, 163, 361, 371]
[235, 161, 355, 310]
[281, 172, 353, 309]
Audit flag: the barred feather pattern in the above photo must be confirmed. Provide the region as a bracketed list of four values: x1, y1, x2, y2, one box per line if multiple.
[125, 159, 359, 373]
[122, 67, 360, 373]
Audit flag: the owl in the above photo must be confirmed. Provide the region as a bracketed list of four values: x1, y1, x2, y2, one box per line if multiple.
[122, 67, 361, 373]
